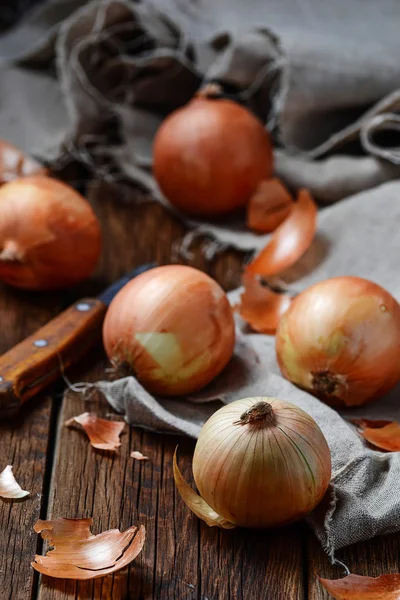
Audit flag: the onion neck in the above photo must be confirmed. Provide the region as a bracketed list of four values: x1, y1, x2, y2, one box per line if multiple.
[0, 241, 24, 263]
[236, 401, 276, 427]
[196, 83, 224, 100]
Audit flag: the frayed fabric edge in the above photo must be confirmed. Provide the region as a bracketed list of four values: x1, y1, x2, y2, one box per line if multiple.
[307, 484, 349, 574]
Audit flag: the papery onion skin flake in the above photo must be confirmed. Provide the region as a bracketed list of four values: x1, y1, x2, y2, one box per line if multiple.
[0, 465, 29, 499]
[246, 188, 317, 278]
[247, 178, 293, 234]
[276, 276, 400, 407]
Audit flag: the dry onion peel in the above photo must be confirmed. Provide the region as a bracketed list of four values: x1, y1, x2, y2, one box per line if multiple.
[175, 397, 331, 529]
[173, 449, 236, 529]
[131, 451, 149, 461]
[319, 573, 400, 599]
[0, 176, 101, 290]
[0, 139, 47, 184]
[103, 265, 235, 396]
[236, 272, 292, 334]
[352, 418, 400, 451]
[246, 188, 317, 277]
[247, 178, 293, 234]
[32, 518, 145, 580]
[276, 276, 400, 407]
[65, 413, 125, 451]
[0, 465, 29, 499]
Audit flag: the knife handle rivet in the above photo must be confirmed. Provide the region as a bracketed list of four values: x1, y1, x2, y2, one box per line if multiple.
[34, 339, 48, 348]
[76, 302, 91, 312]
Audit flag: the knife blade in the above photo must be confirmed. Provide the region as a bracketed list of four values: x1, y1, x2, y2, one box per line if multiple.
[0, 263, 156, 418]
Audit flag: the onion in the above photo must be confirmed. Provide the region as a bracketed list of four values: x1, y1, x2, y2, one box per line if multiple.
[103, 265, 235, 395]
[0, 176, 101, 290]
[153, 87, 273, 217]
[175, 397, 331, 528]
[276, 276, 400, 407]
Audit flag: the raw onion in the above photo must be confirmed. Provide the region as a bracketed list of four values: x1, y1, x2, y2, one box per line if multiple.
[276, 276, 400, 407]
[175, 397, 331, 528]
[153, 88, 273, 217]
[0, 176, 101, 290]
[103, 265, 235, 395]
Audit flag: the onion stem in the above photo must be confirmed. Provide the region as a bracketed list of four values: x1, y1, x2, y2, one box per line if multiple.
[0, 242, 23, 263]
[236, 401, 276, 426]
[196, 83, 224, 99]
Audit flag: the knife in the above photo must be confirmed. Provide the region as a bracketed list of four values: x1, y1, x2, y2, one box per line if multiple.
[0, 263, 156, 418]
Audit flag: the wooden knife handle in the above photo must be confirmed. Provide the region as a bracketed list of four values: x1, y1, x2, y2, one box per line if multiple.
[0, 298, 107, 418]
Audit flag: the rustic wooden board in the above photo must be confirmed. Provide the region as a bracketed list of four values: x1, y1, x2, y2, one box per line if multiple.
[307, 527, 400, 599]
[8, 179, 398, 600]
[0, 287, 63, 600]
[37, 184, 305, 600]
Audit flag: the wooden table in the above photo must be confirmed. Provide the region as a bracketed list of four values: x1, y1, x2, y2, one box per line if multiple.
[1, 176, 400, 600]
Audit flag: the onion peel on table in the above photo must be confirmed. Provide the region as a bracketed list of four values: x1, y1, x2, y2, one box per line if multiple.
[65, 413, 125, 451]
[247, 178, 293, 234]
[31, 518, 145, 580]
[173, 449, 236, 529]
[0, 465, 29, 499]
[131, 451, 149, 461]
[319, 573, 400, 599]
[246, 188, 318, 278]
[236, 272, 292, 334]
[351, 418, 400, 451]
[0, 139, 47, 185]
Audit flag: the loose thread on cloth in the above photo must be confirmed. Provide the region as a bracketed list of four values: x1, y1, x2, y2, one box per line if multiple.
[56, 351, 98, 401]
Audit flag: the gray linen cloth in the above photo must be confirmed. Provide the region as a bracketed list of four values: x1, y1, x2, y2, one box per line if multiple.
[2, 0, 400, 556]
[100, 182, 400, 557]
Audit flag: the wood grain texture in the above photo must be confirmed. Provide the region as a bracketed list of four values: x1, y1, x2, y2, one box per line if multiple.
[37, 182, 305, 600]
[0, 286, 63, 600]
[8, 177, 397, 600]
[307, 527, 400, 599]
[0, 298, 106, 417]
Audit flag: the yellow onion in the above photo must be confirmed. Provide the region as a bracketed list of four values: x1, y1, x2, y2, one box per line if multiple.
[175, 397, 331, 529]
[103, 265, 235, 395]
[0, 176, 101, 290]
[153, 87, 273, 217]
[276, 276, 400, 407]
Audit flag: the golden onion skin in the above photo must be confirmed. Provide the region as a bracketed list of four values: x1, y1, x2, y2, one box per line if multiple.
[0, 176, 101, 290]
[103, 265, 235, 396]
[276, 276, 400, 407]
[192, 397, 331, 528]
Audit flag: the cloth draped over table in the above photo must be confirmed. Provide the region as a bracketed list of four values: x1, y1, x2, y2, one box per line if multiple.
[2, 0, 400, 557]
